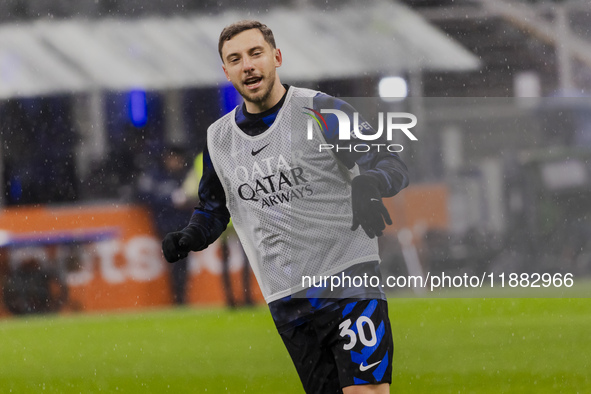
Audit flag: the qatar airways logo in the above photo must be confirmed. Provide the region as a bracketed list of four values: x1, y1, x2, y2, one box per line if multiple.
[304, 108, 418, 152]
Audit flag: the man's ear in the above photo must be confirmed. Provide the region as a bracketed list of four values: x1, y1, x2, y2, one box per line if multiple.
[274, 48, 283, 68]
[222, 64, 231, 81]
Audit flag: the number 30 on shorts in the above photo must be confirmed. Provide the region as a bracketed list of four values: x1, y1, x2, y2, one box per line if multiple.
[338, 317, 377, 350]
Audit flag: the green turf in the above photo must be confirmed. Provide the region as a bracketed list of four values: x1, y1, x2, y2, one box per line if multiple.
[0, 297, 589, 393]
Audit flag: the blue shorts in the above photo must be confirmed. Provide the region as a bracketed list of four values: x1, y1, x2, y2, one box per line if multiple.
[279, 298, 393, 393]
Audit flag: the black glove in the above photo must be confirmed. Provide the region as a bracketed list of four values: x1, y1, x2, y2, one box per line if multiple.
[162, 227, 204, 263]
[350, 175, 392, 238]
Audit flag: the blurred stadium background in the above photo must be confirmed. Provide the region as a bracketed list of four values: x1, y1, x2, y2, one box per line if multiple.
[0, 0, 590, 392]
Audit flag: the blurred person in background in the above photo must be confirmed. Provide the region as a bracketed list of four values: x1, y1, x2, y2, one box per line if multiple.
[137, 146, 192, 305]
[182, 153, 254, 308]
[162, 20, 409, 393]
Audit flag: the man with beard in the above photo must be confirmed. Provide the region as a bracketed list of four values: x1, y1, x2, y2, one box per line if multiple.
[162, 20, 409, 394]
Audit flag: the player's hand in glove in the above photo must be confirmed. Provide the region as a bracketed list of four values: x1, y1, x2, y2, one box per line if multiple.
[162, 227, 204, 263]
[350, 175, 392, 238]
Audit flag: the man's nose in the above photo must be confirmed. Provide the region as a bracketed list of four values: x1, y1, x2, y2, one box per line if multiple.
[242, 56, 254, 71]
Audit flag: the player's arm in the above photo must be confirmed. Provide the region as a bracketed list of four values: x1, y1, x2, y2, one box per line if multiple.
[314, 94, 409, 237]
[162, 146, 230, 262]
[346, 137, 409, 197]
[347, 142, 409, 238]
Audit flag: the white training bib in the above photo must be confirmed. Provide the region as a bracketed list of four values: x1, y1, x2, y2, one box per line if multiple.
[207, 87, 379, 303]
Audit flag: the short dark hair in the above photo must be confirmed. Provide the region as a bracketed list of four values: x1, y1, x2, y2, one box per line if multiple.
[218, 20, 276, 60]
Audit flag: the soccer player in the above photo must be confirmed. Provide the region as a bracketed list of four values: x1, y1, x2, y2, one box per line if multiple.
[162, 20, 409, 394]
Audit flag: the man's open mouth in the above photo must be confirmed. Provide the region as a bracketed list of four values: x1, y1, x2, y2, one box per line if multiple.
[244, 76, 263, 90]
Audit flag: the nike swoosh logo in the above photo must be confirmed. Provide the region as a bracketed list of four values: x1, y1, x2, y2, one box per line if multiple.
[370, 198, 380, 202]
[251, 143, 270, 156]
[359, 360, 381, 372]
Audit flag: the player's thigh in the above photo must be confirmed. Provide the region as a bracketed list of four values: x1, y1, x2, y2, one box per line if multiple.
[342, 383, 390, 394]
[332, 299, 393, 389]
[280, 322, 342, 394]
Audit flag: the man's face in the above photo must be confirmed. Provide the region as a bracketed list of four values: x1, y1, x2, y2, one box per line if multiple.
[221, 29, 282, 107]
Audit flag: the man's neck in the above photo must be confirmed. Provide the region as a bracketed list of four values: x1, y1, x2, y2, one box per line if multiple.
[244, 80, 287, 114]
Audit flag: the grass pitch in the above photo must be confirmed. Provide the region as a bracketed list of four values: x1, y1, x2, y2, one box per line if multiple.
[0, 296, 589, 393]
